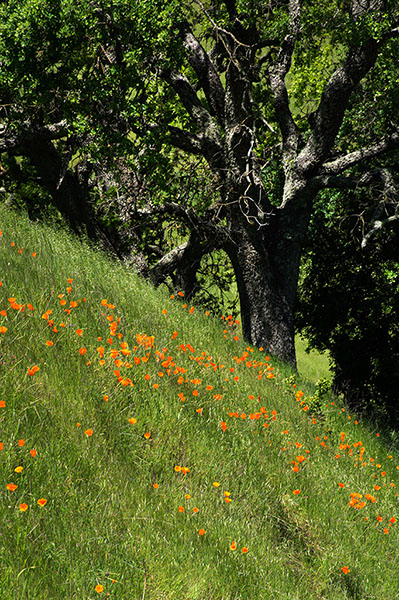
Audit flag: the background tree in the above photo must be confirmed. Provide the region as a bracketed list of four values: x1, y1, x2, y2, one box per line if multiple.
[1, 0, 399, 371]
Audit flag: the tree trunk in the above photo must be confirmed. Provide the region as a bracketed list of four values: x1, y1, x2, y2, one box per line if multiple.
[225, 220, 297, 368]
[223, 182, 313, 369]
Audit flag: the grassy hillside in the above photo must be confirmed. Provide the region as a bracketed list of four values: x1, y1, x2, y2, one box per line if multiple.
[1, 205, 399, 600]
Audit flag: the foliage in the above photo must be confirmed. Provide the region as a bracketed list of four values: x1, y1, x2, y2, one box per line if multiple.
[296, 188, 399, 419]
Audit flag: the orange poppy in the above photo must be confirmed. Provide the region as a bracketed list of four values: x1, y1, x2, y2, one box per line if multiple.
[85, 429, 93, 437]
[198, 528, 206, 536]
[144, 432, 151, 439]
[18, 439, 25, 447]
[242, 547, 249, 553]
[7, 483, 17, 491]
[19, 503, 28, 512]
[37, 498, 47, 507]
[30, 449, 37, 457]
[95, 585, 104, 593]
[341, 566, 350, 575]
[27, 365, 40, 376]
[129, 418, 137, 425]
[230, 541, 236, 551]
[293, 489, 301, 495]
[79, 348, 87, 356]
[153, 484, 159, 489]
[178, 506, 184, 512]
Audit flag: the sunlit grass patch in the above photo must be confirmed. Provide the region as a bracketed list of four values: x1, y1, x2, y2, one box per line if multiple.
[1, 205, 399, 599]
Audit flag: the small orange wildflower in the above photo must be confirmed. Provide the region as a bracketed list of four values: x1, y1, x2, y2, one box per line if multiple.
[19, 503, 28, 512]
[7, 483, 17, 491]
[178, 505, 184, 513]
[341, 566, 350, 575]
[153, 484, 159, 489]
[18, 439, 25, 447]
[37, 498, 47, 507]
[230, 541, 236, 550]
[30, 449, 37, 457]
[144, 432, 151, 439]
[129, 418, 137, 425]
[27, 365, 40, 376]
[85, 429, 93, 437]
[242, 547, 249, 553]
[95, 585, 104, 593]
[79, 348, 87, 355]
[293, 489, 301, 495]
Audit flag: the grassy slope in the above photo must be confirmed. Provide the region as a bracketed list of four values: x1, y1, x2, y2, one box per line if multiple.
[1, 206, 399, 600]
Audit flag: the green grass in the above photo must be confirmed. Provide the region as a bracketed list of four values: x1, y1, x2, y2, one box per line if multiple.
[1, 205, 399, 599]
[295, 335, 331, 383]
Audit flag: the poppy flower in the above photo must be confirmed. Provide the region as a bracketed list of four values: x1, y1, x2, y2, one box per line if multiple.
[95, 585, 104, 593]
[0, 401, 5, 408]
[198, 529, 206, 536]
[18, 439, 25, 447]
[293, 489, 301, 495]
[193, 507, 199, 513]
[242, 547, 249, 553]
[0, 326, 7, 334]
[85, 429, 93, 437]
[37, 498, 47, 507]
[30, 449, 37, 457]
[144, 432, 151, 439]
[230, 541, 236, 550]
[79, 348, 87, 356]
[341, 566, 350, 575]
[213, 482, 220, 487]
[14, 466, 23, 473]
[129, 418, 137, 425]
[27, 365, 40, 376]
[7, 483, 17, 491]
[153, 484, 159, 489]
[19, 503, 28, 512]
[178, 506, 184, 512]
[76, 329, 83, 336]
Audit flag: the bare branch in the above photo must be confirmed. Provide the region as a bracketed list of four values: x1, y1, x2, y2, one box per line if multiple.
[179, 20, 225, 122]
[318, 131, 399, 175]
[297, 37, 380, 173]
[179, 22, 225, 120]
[268, 0, 301, 160]
[361, 213, 399, 247]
